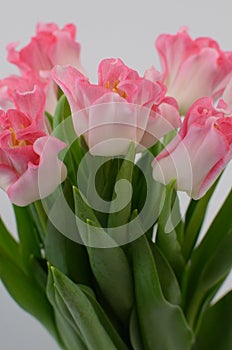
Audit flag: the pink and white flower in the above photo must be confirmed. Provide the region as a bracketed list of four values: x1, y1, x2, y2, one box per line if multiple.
[51, 58, 181, 156]
[6, 23, 85, 114]
[153, 28, 232, 114]
[0, 86, 67, 206]
[152, 97, 232, 199]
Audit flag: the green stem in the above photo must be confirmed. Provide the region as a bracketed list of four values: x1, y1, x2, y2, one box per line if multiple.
[32, 201, 47, 241]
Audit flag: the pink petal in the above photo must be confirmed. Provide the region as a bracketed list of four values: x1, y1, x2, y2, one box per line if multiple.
[52, 65, 104, 113]
[36, 22, 59, 34]
[49, 31, 84, 74]
[144, 66, 163, 83]
[166, 48, 219, 112]
[140, 102, 181, 148]
[0, 165, 18, 191]
[73, 93, 150, 156]
[7, 136, 67, 206]
[153, 119, 229, 199]
[156, 29, 196, 87]
[13, 85, 46, 129]
[98, 58, 139, 86]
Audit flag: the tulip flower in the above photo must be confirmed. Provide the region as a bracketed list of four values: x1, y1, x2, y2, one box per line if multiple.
[153, 28, 232, 114]
[0, 86, 67, 206]
[6, 23, 85, 114]
[0, 73, 43, 110]
[152, 97, 232, 199]
[52, 59, 181, 156]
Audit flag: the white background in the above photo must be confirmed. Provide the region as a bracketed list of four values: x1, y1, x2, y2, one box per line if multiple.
[0, 0, 232, 349]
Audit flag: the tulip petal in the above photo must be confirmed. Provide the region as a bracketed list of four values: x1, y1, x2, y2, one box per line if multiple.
[7, 136, 67, 206]
[0, 165, 18, 192]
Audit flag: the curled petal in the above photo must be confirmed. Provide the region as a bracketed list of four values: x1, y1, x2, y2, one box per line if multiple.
[7, 136, 67, 206]
[0, 165, 18, 192]
[153, 109, 232, 199]
[13, 85, 46, 129]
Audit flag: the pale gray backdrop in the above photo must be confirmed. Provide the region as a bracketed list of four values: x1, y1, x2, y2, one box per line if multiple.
[0, 0, 232, 348]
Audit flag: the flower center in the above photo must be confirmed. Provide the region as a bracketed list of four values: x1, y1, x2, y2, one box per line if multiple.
[9, 128, 29, 148]
[105, 80, 127, 99]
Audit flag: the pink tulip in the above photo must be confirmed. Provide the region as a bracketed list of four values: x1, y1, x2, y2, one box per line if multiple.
[6, 23, 85, 114]
[0, 86, 67, 206]
[154, 28, 232, 114]
[152, 97, 232, 199]
[51, 59, 181, 156]
[0, 73, 42, 110]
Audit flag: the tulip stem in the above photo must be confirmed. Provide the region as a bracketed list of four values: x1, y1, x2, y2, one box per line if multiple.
[33, 201, 47, 239]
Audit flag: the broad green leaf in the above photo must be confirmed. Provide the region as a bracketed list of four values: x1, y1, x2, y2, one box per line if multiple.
[80, 285, 128, 350]
[29, 201, 47, 243]
[132, 149, 164, 224]
[45, 220, 92, 286]
[54, 287, 87, 346]
[73, 187, 134, 324]
[131, 234, 194, 350]
[130, 307, 143, 350]
[194, 291, 232, 350]
[45, 179, 92, 285]
[52, 96, 86, 185]
[46, 266, 84, 349]
[53, 94, 71, 129]
[45, 111, 53, 129]
[73, 186, 100, 227]
[150, 243, 182, 305]
[0, 247, 59, 342]
[29, 255, 47, 291]
[86, 220, 134, 325]
[92, 157, 123, 227]
[156, 181, 185, 280]
[54, 309, 87, 350]
[185, 230, 232, 330]
[108, 142, 136, 228]
[182, 182, 217, 261]
[184, 190, 232, 329]
[13, 205, 41, 272]
[0, 216, 20, 266]
[51, 266, 118, 350]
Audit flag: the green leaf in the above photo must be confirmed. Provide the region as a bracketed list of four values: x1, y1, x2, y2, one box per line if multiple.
[54, 286, 87, 346]
[13, 205, 41, 272]
[194, 291, 232, 350]
[87, 221, 134, 325]
[108, 142, 136, 228]
[80, 285, 128, 350]
[45, 111, 53, 129]
[73, 186, 134, 324]
[29, 255, 48, 291]
[46, 266, 84, 349]
[185, 230, 232, 330]
[184, 190, 232, 329]
[45, 179, 92, 285]
[73, 186, 100, 227]
[182, 182, 217, 261]
[150, 243, 182, 305]
[0, 216, 20, 266]
[51, 266, 119, 350]
[45, 220, 92, 286]
[130, 307, 144, 350]
[132, 150, 164, 223]
[29, 201, 47, 243]
[156, 181, 185, 280]
[54, 309, 87, 350]
[53, 94, 71, 129]
[131, 234, 194, 350]
[0, 247, 59, 342]
[52, 96, 86, 185]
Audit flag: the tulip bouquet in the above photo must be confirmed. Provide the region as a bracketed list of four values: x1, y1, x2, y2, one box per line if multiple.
[0, 23, 232, 350]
